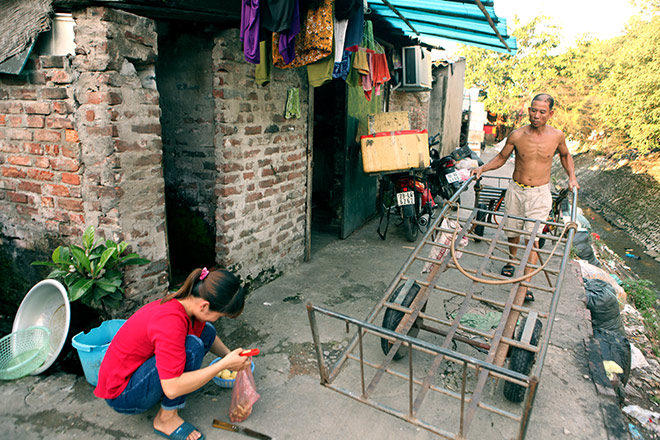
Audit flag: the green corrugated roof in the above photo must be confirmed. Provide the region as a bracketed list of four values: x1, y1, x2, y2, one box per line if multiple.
[368, 0, 517, 53]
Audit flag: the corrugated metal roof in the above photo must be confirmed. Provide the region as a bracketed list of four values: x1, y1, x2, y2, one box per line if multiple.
[368, 0, 517, 53]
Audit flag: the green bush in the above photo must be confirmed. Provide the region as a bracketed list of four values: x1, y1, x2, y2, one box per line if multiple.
[622, 279, 658, 311]
[31, 226, 149, 312]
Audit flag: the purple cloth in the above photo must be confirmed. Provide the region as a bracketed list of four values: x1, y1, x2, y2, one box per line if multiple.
[278, 0, 300, 65]
[240, 0, 261, 64]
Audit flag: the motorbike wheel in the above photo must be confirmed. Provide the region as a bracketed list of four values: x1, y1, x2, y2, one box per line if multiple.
[403, 216, 418, 242]
[381, 282, 422, 360]
[503, 317, 542, 403]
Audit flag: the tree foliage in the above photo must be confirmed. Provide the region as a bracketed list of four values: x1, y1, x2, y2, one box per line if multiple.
[462, 1, 660, 154]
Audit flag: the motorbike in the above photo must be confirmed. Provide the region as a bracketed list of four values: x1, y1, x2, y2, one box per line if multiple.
[377, 169, 436, 242]
[427, 134, 484, 204]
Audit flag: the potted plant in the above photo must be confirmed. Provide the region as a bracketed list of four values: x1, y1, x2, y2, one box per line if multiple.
[32, 225, 150, 315]
[31, 226, 150, 375]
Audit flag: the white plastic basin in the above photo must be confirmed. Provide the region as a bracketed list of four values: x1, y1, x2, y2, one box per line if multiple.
[12, 280, 70, 374]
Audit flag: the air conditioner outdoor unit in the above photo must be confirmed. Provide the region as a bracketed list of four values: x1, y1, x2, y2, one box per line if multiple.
[401, 46, 432, 90]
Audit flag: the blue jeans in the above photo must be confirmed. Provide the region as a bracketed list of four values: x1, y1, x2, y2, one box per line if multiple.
[106, 322, 216, 413]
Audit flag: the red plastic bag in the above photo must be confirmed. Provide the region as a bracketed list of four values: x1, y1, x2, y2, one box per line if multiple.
[229, 366, 260, 422]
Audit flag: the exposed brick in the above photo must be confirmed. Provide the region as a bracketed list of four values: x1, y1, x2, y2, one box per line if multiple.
[8, 129, 32, 140]
[34, 130, 61, 142]
[10, 88, 37, 100]
[42, 88, 68, 100]
[18, 181, 42, 194]
[132, 124, 161, 134]
[24, 102, 51, 115]
[27, 169, 54, 181]
[39, 56, 65, 68]
[34, 157, 50, 168]
[46, 117, 74, 129]
[8, 156, 31, 166]
[48, 70, 74, 84]
[23, 142, 43, 154]
[8, 116, 23, 127]
[29, 71, 47, 85]
[0, 102, 23, 113]
[52, 101, 73, 114]
[8, 192, 28, 203]
[0, 115, 5, 125]
[2, 166, 27, 178]
[86, 110, 95, 122]
[245, 126, 262, 135]
[42, 197, 54, 207]
[27, 115, 45, 128]
[62, 173, 80, 185]
[65, 129, 79, 143]
[45, 144, 60, 155]
[45, 184, 70, 197]
[219, 187, 240, 196]
[57, 198, 83, 212]
[50, 158, 79, 172]
[87, 126, 115, 137]
[108, 92, 123, 105]
[246, 192, 263, 202]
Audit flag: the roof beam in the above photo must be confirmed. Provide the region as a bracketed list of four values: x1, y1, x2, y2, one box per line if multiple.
[378, 0, 420, 35]
[474, 0, 511, 52]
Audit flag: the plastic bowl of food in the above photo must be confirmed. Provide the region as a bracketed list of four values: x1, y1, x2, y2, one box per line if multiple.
[210, 356, 255, 388]
[12, 280, 70, 374]
[0, 326, 51, 380]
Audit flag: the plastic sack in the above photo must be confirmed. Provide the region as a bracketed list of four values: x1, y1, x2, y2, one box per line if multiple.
[573, 231, 600, 266]
[585, 279, 625, 335]
[455, 159, 479, 170]
[229, 365, 260, 423]
[422, 219, 467, 273]
[576, 260, 626, 305]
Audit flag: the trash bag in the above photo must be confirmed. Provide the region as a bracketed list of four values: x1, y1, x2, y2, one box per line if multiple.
[229, 364, 260, 422]
[585, 278, 625, 335]
[573, 230, 599, 266]
[594, 328, 631, 386]
[577, 260, 626, 304]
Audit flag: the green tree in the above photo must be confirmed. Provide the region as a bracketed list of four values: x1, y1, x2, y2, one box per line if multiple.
[462, 16, 561, 129]
[597, 9, 660, 154]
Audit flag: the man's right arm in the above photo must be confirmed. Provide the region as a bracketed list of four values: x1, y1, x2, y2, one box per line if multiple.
[471, 134, 516, 179]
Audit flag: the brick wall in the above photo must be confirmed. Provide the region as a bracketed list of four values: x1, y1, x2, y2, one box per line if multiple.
[71, 7, 169, 309]
[212, 29, 308, 285]
[388, 89, 431, 131]
[0, 53, 83, 244]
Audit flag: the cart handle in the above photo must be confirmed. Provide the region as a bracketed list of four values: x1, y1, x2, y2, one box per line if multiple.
[447, 206, 578, 285]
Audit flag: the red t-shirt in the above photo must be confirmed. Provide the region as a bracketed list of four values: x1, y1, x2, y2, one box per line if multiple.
[94, 299, 206, 399]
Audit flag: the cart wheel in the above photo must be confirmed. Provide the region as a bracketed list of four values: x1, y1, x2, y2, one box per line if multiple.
[403, 216, 418, 242]
[503, 317, 542, 403]
[381, 282, 422, 360]
[473, 203, 487, 242]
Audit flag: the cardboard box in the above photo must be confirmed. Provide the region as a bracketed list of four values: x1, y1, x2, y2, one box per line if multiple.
[360, 129, 430, 173]
[356, 112, 411, 143]
[367, 111, 410, 133]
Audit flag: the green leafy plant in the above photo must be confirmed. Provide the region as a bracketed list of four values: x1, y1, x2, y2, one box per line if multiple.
[32, 226, 150, 311]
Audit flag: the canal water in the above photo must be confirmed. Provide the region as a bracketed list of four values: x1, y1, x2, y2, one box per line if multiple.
[581, 206, 660, 288]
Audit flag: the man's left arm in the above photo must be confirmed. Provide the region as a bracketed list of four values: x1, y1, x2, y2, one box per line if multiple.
[557, 134, 579, 190]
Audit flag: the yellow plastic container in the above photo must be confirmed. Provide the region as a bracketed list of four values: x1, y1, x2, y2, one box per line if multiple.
[360, 129, 430, 173]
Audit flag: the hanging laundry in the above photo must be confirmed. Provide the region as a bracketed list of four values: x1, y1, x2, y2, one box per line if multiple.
[240, 0, 261, 64]
[273, 0, 333, 68]
[371, 53, 391, 96]
[261, 0, 297, 32]
[333, 17, 349, 63]
[307, 52, 335, 87]
[255, 40, 272, 86]
[285, 87, 301, 119]
[332, 50, 352, 80]
[275, 0, 301, 65]
[343, 2, 364, 52]
[335, 0, 361, 21]
[361, 51, 373, 100]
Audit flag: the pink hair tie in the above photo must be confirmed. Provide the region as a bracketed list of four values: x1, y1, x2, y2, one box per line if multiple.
[200, 267, 209, 280]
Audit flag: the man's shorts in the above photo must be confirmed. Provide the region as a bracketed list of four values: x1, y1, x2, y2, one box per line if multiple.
[503, 180, 552, 240]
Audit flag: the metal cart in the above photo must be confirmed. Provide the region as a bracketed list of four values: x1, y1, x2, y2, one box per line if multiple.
[306, 175, 578, 439]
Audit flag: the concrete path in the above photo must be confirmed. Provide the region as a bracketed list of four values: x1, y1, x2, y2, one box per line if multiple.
[1, 149, 617, 439]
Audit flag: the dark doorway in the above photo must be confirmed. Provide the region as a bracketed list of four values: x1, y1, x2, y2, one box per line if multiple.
[311, 80, 346, 239]
[157, 21, 217, 284]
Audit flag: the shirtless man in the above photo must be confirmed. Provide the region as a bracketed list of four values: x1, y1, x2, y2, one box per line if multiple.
[471, 93, 579, 365]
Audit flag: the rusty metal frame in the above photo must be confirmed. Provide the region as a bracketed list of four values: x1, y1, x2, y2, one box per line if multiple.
[306, 177, 578, 439]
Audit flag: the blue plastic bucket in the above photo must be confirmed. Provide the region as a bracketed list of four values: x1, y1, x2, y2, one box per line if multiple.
[71, 319, 126, 386]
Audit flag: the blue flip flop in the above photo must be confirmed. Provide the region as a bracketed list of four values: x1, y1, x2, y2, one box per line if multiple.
[154, 421, 204, 440]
